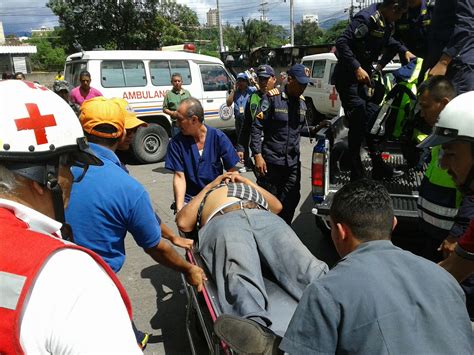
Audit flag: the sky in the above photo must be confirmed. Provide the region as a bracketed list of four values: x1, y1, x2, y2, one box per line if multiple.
[0, 0, 351, 34]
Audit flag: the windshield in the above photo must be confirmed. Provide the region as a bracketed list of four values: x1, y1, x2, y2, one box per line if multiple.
[65, 61, 87, 88]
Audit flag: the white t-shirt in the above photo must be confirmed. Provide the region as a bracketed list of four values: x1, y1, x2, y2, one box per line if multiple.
[20, 249, 141, 354]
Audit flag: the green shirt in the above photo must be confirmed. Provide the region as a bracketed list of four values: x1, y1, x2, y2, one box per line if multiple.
[163, 88, 191, 116]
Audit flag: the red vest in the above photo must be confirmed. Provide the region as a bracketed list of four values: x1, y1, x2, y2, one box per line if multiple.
[0, 207, 132, 355]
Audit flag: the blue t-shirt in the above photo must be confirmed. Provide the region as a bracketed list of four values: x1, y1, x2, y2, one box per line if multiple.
[165, 125, 239, 201]
[66, 143, 161, 273]
[233, 87, 256, 121]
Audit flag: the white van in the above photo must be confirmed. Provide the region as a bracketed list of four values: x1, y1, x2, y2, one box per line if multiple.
[64, 50, 235, 163]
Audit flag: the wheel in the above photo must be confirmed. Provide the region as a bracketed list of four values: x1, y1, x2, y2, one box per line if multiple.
[131, 123, 169, 163]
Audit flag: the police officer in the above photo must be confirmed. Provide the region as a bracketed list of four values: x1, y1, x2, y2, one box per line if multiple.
[334, 0, 415, 181]
[392, 0, 433, 60]
[236, 65, 276, 169]
[250, 64, 308, 224]
[426, 0, 474, 94]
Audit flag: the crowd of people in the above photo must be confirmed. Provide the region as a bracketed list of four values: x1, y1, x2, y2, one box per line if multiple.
[1, 0, 474, 353]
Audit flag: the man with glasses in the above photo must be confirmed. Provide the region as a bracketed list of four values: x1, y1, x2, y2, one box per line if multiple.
[65, 97, 205, 349]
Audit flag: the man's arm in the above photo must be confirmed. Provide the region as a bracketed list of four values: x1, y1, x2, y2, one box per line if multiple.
[439, 251, 474, 283]
[145, 240, 205, 291]
[162, 92, 176, 118]
[160, 221, 193, 249]
[335, 14, 367, 72]
[173, 172, 187, 212]
[378, 36, 410, 69]
[226, 85, 236, 107]
[250, 96, 268, 175]
[430, 0, 472, 76]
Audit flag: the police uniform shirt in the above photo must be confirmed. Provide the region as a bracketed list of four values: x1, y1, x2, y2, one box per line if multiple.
[335, 4, 408, 74]
[250, 88, 306, 167]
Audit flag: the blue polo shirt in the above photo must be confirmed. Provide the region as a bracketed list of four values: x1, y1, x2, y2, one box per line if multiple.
[233, 87, 256, 121]
[66, 143, 161, 273]
[165, 125, 239, 201]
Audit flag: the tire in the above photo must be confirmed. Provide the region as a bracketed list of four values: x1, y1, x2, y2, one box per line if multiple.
[131, 123, 169, 163]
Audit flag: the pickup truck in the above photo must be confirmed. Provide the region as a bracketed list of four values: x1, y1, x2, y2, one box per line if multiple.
[303, 53, 423, 236]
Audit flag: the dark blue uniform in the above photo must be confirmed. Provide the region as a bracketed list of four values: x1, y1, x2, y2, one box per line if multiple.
[425, 0, 474, 94]
[334, 3, 407, 180]
[250, 87, 306, 224]
[393, 0, 433, 59]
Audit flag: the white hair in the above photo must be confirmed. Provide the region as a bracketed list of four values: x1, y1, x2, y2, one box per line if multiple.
[0, 165, 22, 195]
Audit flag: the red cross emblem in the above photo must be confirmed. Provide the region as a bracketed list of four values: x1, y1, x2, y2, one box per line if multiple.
[329, 86, 338, 107]
[15, 103, 57, 145]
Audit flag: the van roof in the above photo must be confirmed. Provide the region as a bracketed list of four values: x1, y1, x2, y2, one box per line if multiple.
[65, 50, 224, 64]
[302, 53, 337, 61]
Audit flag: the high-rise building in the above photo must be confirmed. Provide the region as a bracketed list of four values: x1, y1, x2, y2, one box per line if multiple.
[0, 22, 5, 45]
[207, 8, 219, 27]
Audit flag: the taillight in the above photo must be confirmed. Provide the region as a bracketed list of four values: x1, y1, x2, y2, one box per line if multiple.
[312, 153, 324, 188]
[312, 138, 329, 203]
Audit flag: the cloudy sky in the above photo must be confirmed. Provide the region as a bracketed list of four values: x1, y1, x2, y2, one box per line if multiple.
[0, 0, 351, 34]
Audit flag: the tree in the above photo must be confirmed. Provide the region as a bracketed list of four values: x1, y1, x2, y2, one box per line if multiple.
[240, 19, 287, 51]
[294, 20, 324, 45]
[320, 20, 349, 44]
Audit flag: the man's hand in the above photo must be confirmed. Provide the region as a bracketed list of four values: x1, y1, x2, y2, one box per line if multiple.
[404, 51, 416, 63]
[254, 154, 267, 176]
[429, 61, 448, 77]
[355, 67, 370, 85]
[438, 236, 458, 259]
[186, 265, 206, 292]
[237, 151, 245, 163]
[170, 235, 194, 249]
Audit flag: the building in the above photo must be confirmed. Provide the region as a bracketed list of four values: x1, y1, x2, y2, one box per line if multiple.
[207, 8, 219, 27]
[31, 26, 54, 38]
[0, 22, 5, 45]
[303, 14, 319, 25]
[0, 45, 37, 75]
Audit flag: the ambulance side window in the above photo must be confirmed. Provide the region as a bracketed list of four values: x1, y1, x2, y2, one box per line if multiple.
[200, 65, 231, 92]
[150, 61, 171, 86]
[170, 60, 192, 85]
[101, 60, 146, 88]
[311, 60, 326, 79]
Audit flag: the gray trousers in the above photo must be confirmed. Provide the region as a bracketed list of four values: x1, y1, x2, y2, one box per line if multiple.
[198, 209, 328, 327]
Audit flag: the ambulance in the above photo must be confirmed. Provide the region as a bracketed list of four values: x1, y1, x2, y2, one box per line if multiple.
[64, 50, 235, 163]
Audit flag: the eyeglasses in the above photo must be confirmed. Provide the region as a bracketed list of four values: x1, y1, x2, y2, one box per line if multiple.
[59, 154, 89, 183]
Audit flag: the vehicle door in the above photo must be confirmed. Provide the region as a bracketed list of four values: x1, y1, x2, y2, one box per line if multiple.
[64, 60, 88, 88]
[324, 60, 341, 117]
[198, 64, 234, 130]
[303, 59, 328, 115]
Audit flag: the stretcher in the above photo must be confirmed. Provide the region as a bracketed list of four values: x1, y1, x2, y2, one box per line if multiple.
[181, 247, 299, 354]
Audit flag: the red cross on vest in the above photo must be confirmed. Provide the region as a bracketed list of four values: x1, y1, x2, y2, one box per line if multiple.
[15, 103, 57, 145]
[329, 86, 338, 107]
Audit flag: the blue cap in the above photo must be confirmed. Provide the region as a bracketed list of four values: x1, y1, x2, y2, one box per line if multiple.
[236, 72, 247, 81]
[287, 64, 312, 85]
[256, 64, 275, 78]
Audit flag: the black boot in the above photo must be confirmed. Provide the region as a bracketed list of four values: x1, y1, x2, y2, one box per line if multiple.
[370, 153, 404, 180]
[350, 155, 365, 182]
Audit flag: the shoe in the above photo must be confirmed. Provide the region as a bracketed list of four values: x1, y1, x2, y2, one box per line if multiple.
[138, 332, 150, 350]
[214, 315, 282, 354]
[350, 156, 365, 182]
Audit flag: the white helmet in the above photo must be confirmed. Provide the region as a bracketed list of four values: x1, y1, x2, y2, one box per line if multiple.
[418, 91, 474, 148]
[0, 80, 102, 225]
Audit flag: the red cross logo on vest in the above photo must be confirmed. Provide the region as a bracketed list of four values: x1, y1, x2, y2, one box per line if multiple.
[15, 103, 57, 145]
[329, 86, 338, 108]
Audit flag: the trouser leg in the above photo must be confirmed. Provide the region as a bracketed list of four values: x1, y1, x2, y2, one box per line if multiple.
[246, 209, 328, 300]
[447, 62, 474, 95]
[198, 211, 271, 325]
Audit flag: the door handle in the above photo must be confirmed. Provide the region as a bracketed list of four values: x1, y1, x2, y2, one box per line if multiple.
[207, 99, 214, 103]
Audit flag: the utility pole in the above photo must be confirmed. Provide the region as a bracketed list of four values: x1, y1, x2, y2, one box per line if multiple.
[216, 0, 224, 52]
[290, 0, 294, 46]
[258, 1, 269, 22]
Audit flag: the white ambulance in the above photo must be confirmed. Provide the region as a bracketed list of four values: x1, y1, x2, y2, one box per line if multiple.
[64, 50, 235, 163]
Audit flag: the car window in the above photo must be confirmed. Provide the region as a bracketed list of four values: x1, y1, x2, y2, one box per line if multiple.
[65, 61, 87, 87]
[123, 61, 146, 87]
[101, 61, 125, 87]
[311, 60, 326, 79]
[150, 60, 171, 86]
[200, 65, 231, 92]
[302, 61, 312, 76]
[170, 60, 191, 85]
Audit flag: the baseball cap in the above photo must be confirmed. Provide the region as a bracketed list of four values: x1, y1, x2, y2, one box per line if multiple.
[80, 97, 125, 138]
[110, 98, 147, 130]
[287, 64, 312, 85]
[53, 80, 70, 93]
[236, 72, 248, 81]
[257, 64, 275, 78]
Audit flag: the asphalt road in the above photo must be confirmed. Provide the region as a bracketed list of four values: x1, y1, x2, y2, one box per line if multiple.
[117, 136, 340, 354]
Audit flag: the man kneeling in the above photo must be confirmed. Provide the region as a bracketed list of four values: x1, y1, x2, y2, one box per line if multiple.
[176, 172, 328, 335]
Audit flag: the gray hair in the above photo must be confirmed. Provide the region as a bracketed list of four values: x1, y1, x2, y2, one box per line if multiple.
[171, 73, 183, 81]
[180, 97, 204, 123]
[0, 165, 22, 195]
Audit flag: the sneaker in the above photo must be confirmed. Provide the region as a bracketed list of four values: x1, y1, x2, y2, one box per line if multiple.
[214, 315, 281, 354]
[138, 332, 150, 350]
[238, 166, 248, 173]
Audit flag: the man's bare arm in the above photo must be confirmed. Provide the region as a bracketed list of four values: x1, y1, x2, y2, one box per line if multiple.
[173, 172, 186, 212]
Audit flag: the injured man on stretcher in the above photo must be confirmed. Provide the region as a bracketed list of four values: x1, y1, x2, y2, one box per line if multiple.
[176, 172, 328, 334]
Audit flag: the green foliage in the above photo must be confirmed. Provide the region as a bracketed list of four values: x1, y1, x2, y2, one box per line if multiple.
[240, 19, 288, 51]
[320, 20, 349, 44]
[27, 29, 67, 71]
[294, 20, 324, 45]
